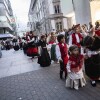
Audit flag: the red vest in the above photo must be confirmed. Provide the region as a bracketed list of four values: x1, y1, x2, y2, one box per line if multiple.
[49, 41, 55, 44]
[72, 33, 83, 47]
[69, 55, 83, 70]
[58, 43, 68, 64]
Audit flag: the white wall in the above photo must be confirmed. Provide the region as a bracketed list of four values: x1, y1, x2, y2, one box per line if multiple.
[51, 19, 55, 29]
[74, 0, 91, 25]
[90, 1, 100, 25]
[63, 18, 68, 29]
[60, 0, 73, 16]
[48, 0, 54, 15]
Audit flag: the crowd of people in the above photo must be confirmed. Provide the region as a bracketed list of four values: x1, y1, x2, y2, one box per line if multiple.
[0, 36, 23, 51]
[0, 21, 100, 90]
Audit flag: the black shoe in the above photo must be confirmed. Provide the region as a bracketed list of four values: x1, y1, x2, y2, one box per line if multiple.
[60, 71, 63, 79]
[91, 81, 96, 87]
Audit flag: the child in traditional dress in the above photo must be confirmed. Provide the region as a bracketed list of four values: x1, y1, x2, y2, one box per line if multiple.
[37, 35, 51, 67]
[56, 34, 68, 79]
[66, 45, 86, 90]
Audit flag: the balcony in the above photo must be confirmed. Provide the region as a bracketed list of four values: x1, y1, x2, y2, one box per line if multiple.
[49, 13, 64, 19]
[0, 21, 13, 31]
[52, 0, 60, 3]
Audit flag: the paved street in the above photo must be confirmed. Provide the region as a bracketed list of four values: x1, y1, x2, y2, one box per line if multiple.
[0, 49, 41, 78]
[0, 50, 100, 100]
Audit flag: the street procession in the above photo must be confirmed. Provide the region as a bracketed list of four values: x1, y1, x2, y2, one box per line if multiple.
[1, 23, 100, 88]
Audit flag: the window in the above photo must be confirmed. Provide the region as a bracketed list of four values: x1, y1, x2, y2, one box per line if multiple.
[56, 22, 62, 30]
[54, 6, 57, 13]
[54, 5, 60, 14]
[57, 5, 60, 13]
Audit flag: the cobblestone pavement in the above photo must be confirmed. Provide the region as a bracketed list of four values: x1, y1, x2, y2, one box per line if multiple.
[0, 50, 100, 100]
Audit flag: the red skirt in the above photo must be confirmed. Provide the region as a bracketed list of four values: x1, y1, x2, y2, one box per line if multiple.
[27, 47, 38, 57]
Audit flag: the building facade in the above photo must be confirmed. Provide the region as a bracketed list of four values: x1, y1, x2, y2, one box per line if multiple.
[28, 0, 69, 34]
[61, 0, 100, 27]
[28, 0, 100, 34]
[0, 0, 16, 34]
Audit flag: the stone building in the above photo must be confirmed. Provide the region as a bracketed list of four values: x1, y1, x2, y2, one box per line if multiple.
[28, 0, 100, 34]
[0, 0, 16, 34]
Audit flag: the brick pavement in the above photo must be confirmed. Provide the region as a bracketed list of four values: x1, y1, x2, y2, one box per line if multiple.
[0, 65, 100, 100]
[0, 50, 100, 100]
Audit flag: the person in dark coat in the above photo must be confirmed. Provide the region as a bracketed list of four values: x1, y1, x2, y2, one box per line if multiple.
[83, 31, 100, 87]
[5, 40, 10, 50]
[37, 35, 51, 67]
[13, 38, 19, 51]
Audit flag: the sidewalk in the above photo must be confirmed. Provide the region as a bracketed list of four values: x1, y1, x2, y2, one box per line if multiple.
[0, 49, 41, 78]
[0, 49, 100, 100]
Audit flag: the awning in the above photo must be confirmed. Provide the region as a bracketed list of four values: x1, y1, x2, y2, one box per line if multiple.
[0, 33, 14, 39]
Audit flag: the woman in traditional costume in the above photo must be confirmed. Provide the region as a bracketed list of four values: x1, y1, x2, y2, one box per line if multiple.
[83, 31, 100, 87]
[48, 33, 58, 62]
[37, 35, 51, 67]
[26, 36, 38, 58]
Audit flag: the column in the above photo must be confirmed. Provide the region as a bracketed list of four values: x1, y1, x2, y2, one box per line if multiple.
[73, 0, 91, 25]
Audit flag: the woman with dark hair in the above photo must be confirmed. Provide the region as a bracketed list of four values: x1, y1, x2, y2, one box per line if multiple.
[37, 35, 51, 67]
[83, 33, 100, 87]
[26, 36, 39, 58]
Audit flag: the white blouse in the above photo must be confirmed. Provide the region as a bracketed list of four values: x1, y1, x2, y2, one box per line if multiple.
[56, 43, 67, 61]
[69, 34, 80, 47]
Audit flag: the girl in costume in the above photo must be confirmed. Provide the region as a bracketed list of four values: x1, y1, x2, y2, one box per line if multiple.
[37, 35, 51, 67]
[66, 45, 86, 90]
